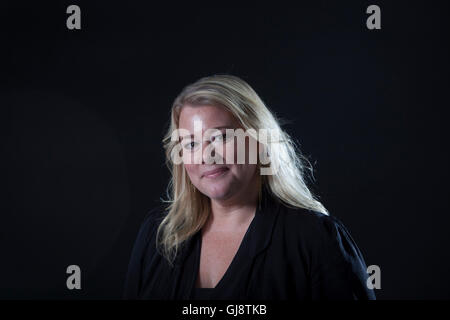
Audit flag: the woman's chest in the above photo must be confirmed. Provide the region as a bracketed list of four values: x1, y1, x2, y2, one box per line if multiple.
[196, 231, 247, 288]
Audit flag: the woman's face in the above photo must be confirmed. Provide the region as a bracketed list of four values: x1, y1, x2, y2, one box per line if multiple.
[178, 104, 259, 201]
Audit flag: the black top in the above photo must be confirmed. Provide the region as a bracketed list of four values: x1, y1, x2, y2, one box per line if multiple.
[123, 190, 376, 300]
[192, 288, 215, 300]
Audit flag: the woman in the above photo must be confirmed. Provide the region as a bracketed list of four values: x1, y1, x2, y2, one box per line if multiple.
[123, 74, 376, 300]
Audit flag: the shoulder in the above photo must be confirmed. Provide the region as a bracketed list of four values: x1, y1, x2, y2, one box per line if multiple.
[276, 202, 364, 261]
[141, 204, 167, 229]
[277, 203, 346, 241]
[134, 204, 167, 249]
[123, 203, 167, 299]
[271, 201, 376, 299]
[126, 203, 168, 271]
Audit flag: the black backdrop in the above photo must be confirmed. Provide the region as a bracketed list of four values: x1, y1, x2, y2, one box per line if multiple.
[1, 1, 449, 299]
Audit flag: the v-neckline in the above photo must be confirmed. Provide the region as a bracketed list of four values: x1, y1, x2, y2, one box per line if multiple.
[193, 209, 258, 290]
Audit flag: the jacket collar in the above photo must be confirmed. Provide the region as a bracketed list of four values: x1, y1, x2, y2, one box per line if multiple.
[169, 188, 281, 299]
[247, 187, 280, 258]
[175, 187, 280, 266]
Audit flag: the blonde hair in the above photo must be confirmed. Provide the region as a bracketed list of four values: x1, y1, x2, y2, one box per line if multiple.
[157, 74, 328, 266]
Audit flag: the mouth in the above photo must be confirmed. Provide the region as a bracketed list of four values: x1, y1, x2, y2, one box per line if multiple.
[202, 167, 230, 179]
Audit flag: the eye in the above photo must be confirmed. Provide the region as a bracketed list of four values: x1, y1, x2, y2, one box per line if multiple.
[183, 141, 199, 150]
[212, 133, 228, 142]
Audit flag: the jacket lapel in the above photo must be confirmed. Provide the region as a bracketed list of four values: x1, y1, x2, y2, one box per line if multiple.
[168, 188, 280, 299]
[247, 189, 280, 259]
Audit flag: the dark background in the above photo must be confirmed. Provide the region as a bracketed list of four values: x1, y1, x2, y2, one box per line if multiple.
[1, 0, 449, 299]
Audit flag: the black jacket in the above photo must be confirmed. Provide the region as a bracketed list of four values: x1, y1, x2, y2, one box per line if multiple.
[123, 191, 376, 300]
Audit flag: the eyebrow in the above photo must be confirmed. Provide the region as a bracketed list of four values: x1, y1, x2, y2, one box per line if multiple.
[179, 126, 235, 139]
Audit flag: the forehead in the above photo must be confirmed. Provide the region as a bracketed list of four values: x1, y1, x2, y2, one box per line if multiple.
[178, 104, 239, 130]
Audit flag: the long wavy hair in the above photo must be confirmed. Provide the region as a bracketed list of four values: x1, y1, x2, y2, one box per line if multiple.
[157, 74, 328, 266]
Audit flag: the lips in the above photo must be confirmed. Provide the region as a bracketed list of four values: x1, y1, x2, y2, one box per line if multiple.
[202, 167, 229, 178]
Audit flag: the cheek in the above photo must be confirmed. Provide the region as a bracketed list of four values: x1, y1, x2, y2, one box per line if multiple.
[225, 136, 259, 169]
[236, 136, 258, 165]
[184, 164, 198, 179]
[229, 163, 257, 181]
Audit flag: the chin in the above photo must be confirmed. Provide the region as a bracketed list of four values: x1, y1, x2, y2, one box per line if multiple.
[202, 183, 233, 200]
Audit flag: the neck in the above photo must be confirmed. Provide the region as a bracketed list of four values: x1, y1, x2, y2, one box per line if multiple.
[206, 176, 260, 233]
